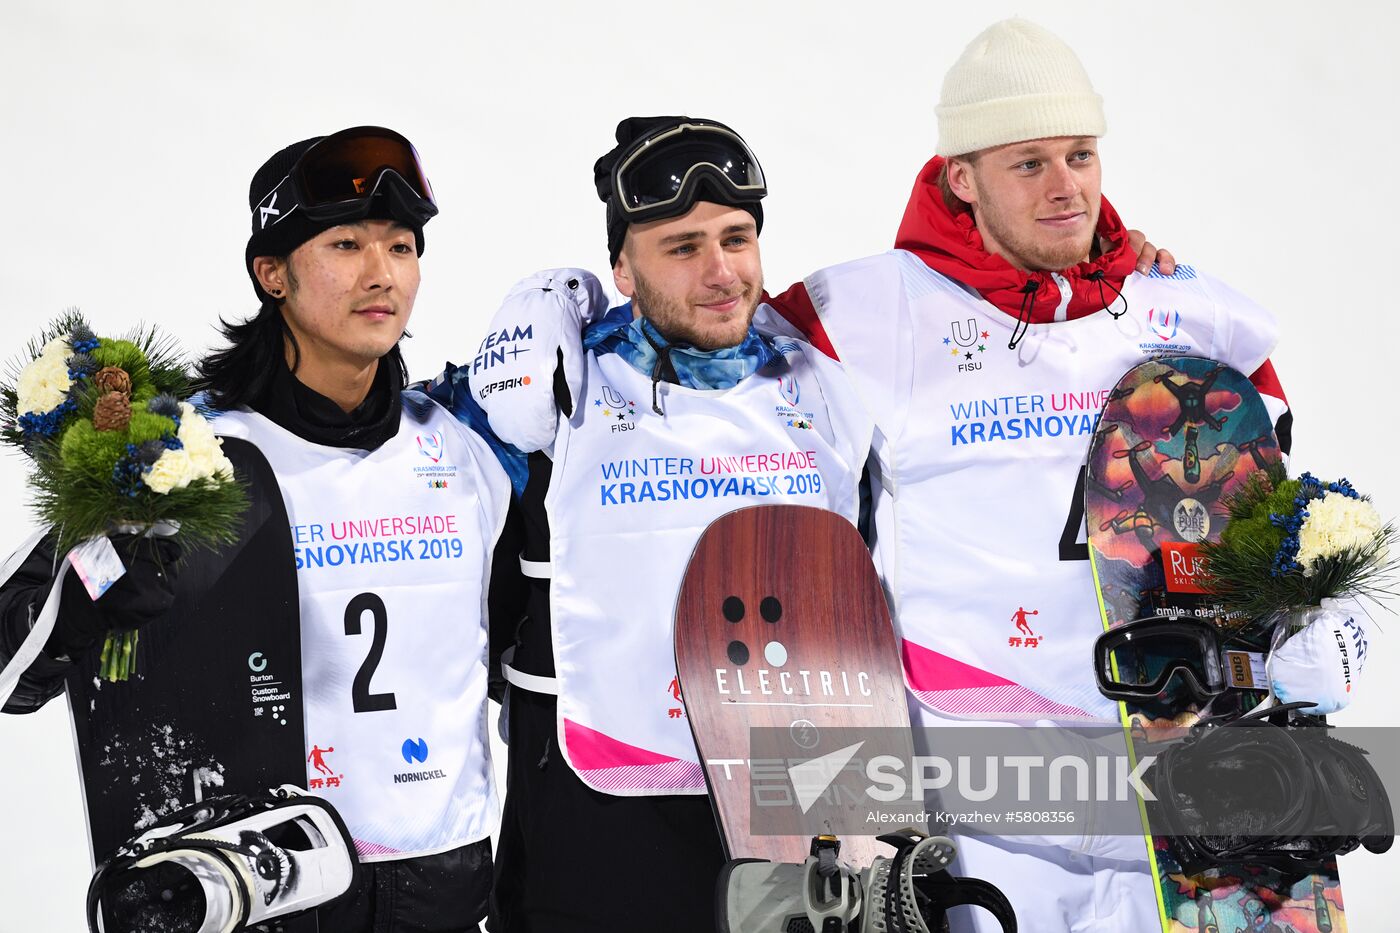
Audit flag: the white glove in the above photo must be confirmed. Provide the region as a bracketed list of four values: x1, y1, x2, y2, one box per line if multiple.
[1267, 596, 1372, 714]
[471, 269, 609, 452]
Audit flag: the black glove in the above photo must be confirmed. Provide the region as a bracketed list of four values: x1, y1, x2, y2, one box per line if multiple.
[48, 534, 182, 656]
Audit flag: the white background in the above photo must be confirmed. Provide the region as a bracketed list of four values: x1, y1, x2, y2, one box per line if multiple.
[1, 2, 1396, 930]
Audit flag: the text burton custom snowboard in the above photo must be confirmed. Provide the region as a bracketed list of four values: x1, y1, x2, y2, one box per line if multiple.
[675, 504, 913, 868]
[1085, 356, 1344, 933]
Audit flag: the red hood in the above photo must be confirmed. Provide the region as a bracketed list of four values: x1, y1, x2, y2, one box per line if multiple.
[894, 155, 1137, 324]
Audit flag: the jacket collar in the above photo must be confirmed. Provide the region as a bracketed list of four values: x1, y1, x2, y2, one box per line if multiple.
[252, 356, 401, 450]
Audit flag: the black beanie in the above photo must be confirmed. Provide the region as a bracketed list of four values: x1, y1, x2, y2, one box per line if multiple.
[244, 135, 427, 302]
[593, 116, 764, 267]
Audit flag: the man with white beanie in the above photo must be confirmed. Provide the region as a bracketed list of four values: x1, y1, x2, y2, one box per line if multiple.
[936, 16, 1108, 166]
[755, 17, 1294, 933]
[469, 17, 1304, 933]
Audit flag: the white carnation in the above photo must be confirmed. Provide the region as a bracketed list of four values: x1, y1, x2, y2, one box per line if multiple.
[1295, 494, 1384, 575]
[176, 403, 217, 445]
[143, 448, 197, 495]
[176, 405, 232, 482]
[211, 453, 235, 481]
[186, 437, 232, 481]
[186, 445, 218, 480]
[16, 338, 73, 416]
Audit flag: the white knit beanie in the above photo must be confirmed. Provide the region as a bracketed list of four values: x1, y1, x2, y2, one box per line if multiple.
[936, 18, 1106, 157]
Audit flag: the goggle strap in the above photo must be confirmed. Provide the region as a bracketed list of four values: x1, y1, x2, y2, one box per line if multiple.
[253, 175, 300, 230]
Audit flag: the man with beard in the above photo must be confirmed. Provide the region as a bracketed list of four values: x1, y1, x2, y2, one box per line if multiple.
[430, 116, 875, 932]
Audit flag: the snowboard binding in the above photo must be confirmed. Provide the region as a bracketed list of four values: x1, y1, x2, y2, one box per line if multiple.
[1148, 702, 1394, 875]
[86, 785, 357, 933]
[718, 830, 1016, 933]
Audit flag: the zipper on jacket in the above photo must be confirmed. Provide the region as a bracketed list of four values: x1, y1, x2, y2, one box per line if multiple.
[1051, 273, 1073, 322]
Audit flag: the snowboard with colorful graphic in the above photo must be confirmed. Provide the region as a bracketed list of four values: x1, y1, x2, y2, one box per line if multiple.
[674, 504, 912, 868]
[1085, 356, 1344, 933]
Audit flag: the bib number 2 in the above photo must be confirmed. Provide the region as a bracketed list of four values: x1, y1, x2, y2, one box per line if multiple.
[345, 592, 398, 713]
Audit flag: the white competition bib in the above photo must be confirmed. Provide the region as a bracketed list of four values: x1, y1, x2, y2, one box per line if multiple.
[215, 392, 510, 860]
[807, 252, 1278, 725]
[547, 342, 871, 795]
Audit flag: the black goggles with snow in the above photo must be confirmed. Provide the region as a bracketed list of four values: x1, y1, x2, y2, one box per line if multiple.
[251, 125, 438, 234]
[611, 122, 766, 223]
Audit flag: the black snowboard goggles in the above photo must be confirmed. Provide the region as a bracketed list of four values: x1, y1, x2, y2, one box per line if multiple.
[1148, 702, 1394, 874]
[251, 125, 438, 234]
[1094, 616, 1258, 703]
[611, 121, 766, 223]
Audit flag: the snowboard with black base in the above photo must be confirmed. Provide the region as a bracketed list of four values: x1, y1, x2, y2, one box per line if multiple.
[66, 439, 317, 932]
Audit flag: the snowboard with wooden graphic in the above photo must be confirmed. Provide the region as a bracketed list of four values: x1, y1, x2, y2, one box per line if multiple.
[674, 504, 912, 869]
[1085, 356, 1344, 933]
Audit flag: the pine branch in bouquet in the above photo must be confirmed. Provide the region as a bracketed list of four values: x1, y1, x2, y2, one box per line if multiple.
[1206, 528, 1397, 633]
[129, 321, 191, 400]
[2, 309, 90, 389]
[34, 470, 248, 556]
[1223, 463, 1288, 524]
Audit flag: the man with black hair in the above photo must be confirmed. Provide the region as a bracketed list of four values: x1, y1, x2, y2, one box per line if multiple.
[430, 116, 875, 933]
[0, 126, 512, 932]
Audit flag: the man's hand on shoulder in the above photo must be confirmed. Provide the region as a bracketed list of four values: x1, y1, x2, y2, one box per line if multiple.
[472, 269, 609, 452]
[1124, 229, 1176, 276]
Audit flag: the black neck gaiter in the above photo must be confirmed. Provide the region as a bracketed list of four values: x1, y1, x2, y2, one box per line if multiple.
[252, 355, 402, 450]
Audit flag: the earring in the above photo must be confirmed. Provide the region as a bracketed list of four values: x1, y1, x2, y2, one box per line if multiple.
[270, 288, 283, 297]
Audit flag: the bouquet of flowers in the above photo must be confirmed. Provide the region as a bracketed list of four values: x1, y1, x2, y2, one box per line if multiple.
[2, 311, 247, 680]
[1200, 464, 1395, 637]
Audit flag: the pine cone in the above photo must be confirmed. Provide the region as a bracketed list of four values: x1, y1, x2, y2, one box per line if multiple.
[93, 391, 132, 431]
[93, 366, 132, 396]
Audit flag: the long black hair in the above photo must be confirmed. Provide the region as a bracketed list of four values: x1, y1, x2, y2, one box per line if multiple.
[192, 301, 409, 411]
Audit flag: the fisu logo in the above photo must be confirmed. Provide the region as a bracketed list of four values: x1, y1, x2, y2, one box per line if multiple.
[1147, 308, 1181, 342]
[593, 385, 639, 432]
[601, 385, 627, 410]
[950, 318, 980, 348]
[416, 432, 445, 463]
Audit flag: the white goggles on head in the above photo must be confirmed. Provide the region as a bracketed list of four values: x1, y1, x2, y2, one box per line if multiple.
[611, 121, 767, 223]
